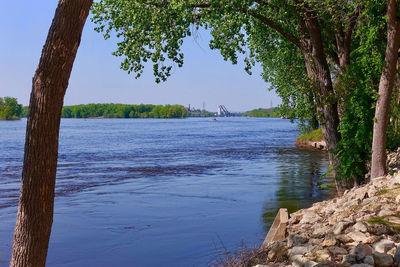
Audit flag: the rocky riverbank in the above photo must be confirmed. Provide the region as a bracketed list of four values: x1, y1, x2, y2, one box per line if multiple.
[294, 139, 327, 151]
[294, 129, 327, 151]
[246, 152, 400, 267]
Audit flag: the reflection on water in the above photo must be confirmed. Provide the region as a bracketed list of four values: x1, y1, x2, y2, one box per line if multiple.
[0, 117, 331, 266]
[262, 148, 332, 231]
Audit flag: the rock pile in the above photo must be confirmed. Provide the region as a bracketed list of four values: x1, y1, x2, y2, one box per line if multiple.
[254, 172, 400, 267]
[387, 148, 400, 174]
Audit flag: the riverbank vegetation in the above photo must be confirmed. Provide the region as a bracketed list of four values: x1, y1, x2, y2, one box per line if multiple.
[242, 108, 280, 118]
[61, 104, 188, 118]
[297, 129, 324, 143]
[0, 97, 22, 120]
[24, 103, 188, 119]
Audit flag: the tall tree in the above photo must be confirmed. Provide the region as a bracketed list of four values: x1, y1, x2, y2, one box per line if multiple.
[371, 0, 400, 179]
[10, 0, 93, 266]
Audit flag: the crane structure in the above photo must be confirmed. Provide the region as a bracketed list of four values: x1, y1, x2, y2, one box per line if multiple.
[217, 105, 232, 117]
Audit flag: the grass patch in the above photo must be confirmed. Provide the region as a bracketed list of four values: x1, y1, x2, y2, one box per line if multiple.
[378, 189, 389, 195]
[298, 128, 324, 142]
[367, 216, 400, 231]
[317, 184, 335, 189]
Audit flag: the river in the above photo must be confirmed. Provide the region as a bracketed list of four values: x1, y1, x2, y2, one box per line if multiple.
[0, 117, 330, 266]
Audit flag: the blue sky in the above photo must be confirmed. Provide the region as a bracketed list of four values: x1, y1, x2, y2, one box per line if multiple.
[0, 1, 281, 112]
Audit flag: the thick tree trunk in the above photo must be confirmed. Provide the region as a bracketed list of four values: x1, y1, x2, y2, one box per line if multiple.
[300, 15, 351, 195]
[371, 0, 400, 179]
[10, 1, 92, 266]
[335, 30, 351, 68]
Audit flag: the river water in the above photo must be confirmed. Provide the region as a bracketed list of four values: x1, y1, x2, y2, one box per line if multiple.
[0, 117, 330, 266]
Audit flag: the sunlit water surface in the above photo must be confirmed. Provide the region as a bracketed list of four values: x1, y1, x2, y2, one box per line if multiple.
[0, 117, 331, 266]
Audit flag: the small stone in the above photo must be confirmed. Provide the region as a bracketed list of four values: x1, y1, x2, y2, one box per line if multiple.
[378, 209, 393, 217]
[343, 199, 357, 208]
[395, 194, 400, 203]
[390, 173, 400, 185]
[354, 187, 369, 201]
[367, 224, 396, 236]
[253, 265, 269, 267]
[328, 246, 347, 255]
[309, 238, 323, 245]
[313, 225, 331, 238]
[267, 241, 287, 261]
[362, 196, 379, 205]
[300, 213, 321, 224]
[288, 245, 314, 257]
[371, 176, 386, 186]
[322, 234, 337, 247]
[328, 216, 337, 225]
[373, 239, 395, 253]
[353, 222, 368, 233]
[337, 234, 354, 244]
[347, 231, 370, 243]
[363, 255, 374, 265]
[324, 203, 337, 213]
[314, 260, 336, 267]
[304, 261, 317, 267]
[287, 234, 309, 248]
[367, 186, 379, 197]
[394, 247, 400, 263]
[291, 255, 307, 267]
[350, 264, 373, 267]
[290, 212, 304, 224]
[354, 243, 373, 261]
[385, 216, 400, 225]
[373, 251, 394, 267]
[334, 222, 351, 235]
[342, 254, 356, 264]
[315, 249, 331, 262]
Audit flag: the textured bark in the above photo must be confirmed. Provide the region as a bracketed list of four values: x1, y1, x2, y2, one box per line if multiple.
[300, 14, 352, 195]
[335, 6, 359, 69]
[371, 0, 400, 179]
[10, 1, 92, 266]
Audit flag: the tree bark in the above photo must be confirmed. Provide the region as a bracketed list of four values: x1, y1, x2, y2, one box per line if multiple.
[10, 1, 92, 266]
[300, 14, 352, 195]
[371, 0, 400, 179]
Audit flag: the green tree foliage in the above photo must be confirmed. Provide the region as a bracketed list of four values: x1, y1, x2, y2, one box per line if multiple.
[59, 103, 188, 118]
[242, 107, 280, 118]
[0, 97, 23, 120]
[91, 0, 400, 187]
[335, 0, 387, 182]
[387, 86, 400, 151]
[21, 106, 29, 117]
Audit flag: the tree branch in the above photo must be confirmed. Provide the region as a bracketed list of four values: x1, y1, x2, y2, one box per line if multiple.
[344, 5, 361, 47]
[159, 1, 302, 49]
[244, 8, 302, 48]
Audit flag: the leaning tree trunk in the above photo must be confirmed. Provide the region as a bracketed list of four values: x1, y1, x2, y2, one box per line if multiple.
[301, 15, 351, 195]
[10, 1, 92, 266]
[371, 0, 400, 179]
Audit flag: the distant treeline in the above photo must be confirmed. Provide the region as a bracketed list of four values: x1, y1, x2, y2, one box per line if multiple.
[23, 104, 188, 119]
[0, 97, 22, 120]
[20, 103, 281, 119]
[242, 107, 280, 118]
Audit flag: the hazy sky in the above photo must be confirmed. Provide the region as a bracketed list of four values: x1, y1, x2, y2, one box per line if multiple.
[0, 1, 281, 112]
